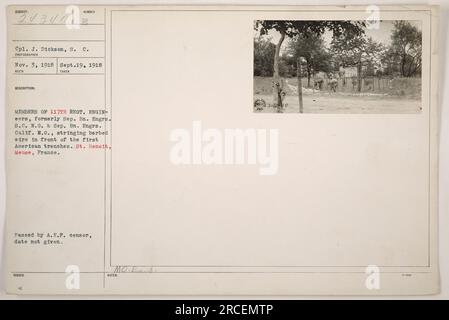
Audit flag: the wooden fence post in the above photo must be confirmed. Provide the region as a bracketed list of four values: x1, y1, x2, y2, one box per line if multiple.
[297, 58, 303, 113]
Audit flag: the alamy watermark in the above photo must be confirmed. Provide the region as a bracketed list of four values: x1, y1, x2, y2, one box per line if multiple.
[65, 264, 80, 290]
[65, 6, 80, 30]
[365, 5, 381, 30]
[169, 121, 279, 175]
[365, 264, 381, 290]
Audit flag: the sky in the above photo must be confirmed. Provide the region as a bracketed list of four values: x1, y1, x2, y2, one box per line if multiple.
[258, 20, 422, 52]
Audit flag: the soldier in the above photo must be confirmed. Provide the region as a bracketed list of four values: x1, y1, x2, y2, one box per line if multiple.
[313, 78, 324, 91]
[328, 74, 338, 93]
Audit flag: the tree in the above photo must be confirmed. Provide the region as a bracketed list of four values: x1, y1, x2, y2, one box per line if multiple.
[380, 46, 401, 76]
[331, 35, 384, 91]
[286, 33, 332, 87]
[389, 21, 422, 77]
[254, 20, 365, 107]
[254, 36, 276, 77]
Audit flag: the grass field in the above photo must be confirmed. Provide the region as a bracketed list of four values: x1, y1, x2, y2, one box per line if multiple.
[254, 94, 422, 113]
[254, 76, 422, 114]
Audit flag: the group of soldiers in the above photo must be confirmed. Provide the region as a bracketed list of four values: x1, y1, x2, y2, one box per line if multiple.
[313, 76, 339, 92]
[313, 74, 377, 92]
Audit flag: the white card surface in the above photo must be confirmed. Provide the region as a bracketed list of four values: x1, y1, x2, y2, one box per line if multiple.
[4, 5, 440, 295]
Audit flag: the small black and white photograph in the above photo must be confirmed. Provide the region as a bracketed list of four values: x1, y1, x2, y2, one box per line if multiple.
[253, 20, 422, 113]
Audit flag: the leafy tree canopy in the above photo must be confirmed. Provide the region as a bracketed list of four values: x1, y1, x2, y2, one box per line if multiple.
[255, 20, 366, 39]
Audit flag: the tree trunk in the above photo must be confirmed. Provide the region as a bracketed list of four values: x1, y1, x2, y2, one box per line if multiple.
[400, 55, 406, 77]
[273, 30, 286, 106]
[297, 58, 303, 113]
[357, 61, 362, 92]
[406, 59, 414, 77]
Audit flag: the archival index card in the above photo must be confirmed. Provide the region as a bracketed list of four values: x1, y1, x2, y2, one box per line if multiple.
[4, 5, 440, 295]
